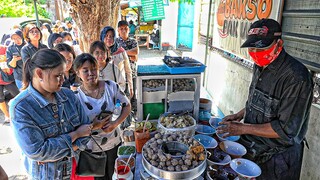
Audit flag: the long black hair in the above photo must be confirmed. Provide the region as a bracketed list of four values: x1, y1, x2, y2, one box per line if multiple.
[22, 49, 66, 90]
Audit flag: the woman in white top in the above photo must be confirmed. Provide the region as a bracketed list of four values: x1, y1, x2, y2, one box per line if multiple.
[100, 26, 133, 98]
[73, 53, 131, 180]
[89, 41, 126, 92]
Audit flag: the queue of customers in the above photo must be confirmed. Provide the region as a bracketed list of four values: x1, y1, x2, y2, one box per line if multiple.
[2, 20, 139, 180]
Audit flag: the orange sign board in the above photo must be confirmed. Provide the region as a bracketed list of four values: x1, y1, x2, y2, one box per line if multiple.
[212, 0, 284, 60]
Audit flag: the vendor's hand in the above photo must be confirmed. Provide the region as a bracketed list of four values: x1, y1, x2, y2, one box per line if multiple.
[76, 124, 93, 138]
[222, 113, 242, 122]
[102, 121, 117, 133]
[216, 121, 244, 137]
[13, 56, 22, 61]
[92, 115, 112, 130]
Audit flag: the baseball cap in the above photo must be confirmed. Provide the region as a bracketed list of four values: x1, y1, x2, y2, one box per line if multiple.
[241, 19, 282, 48]
[118, 20, 129, 27]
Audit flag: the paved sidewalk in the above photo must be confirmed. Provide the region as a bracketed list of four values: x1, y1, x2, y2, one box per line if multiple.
[0, 47, 167, 179]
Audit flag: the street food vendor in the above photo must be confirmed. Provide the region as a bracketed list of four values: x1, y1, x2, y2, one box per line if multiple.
[216, 19, 313, 180]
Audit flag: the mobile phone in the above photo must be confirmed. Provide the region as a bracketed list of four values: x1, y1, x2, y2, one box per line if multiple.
[13, 52, 20, 57]
[98, 110, 113, 120]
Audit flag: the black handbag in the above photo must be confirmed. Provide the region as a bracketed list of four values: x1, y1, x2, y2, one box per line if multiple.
[76, 135, 107, 177]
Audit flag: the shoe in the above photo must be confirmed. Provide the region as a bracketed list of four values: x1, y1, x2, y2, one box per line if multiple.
[4, 117, 10, 124]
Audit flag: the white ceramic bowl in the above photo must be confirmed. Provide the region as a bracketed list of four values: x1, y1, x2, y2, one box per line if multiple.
[230, 158, 261, 178]
[195, 124, 216, 135]
[193, 134, 218, 149]
[219, 141, 247, 158]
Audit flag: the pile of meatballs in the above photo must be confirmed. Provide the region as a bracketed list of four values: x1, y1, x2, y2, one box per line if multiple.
[142, 133, 206, 172]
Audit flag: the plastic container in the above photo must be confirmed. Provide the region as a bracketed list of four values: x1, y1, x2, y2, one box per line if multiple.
[134, 129, 150, 153]
[115, 157, 135, 172]
[112, 165, 133, 180]
[117, 145, 136, 158]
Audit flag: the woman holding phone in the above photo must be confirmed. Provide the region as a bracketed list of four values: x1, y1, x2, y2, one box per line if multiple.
[73, 53, 131, 180]
[6, 29, 25, 89]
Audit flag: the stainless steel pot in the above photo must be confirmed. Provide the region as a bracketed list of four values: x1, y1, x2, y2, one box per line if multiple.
[142, 149, 206, 180]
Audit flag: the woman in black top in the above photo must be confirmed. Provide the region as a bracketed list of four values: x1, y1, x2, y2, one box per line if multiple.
[21, 24, 48, 63]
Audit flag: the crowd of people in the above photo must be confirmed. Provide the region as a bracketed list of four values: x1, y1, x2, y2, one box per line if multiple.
[0, 19, 139, 180]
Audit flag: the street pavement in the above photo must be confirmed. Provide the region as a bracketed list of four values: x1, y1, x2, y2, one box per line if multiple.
[0, 47, 167, 179]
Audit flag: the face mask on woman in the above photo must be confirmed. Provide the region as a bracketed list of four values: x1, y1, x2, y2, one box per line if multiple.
[64, 40, 73, 46]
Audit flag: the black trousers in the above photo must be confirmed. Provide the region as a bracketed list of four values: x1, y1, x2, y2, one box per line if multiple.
[0, 83, 19, 102]
[257, 143, 304, 180]
[94, 143, 121, 180]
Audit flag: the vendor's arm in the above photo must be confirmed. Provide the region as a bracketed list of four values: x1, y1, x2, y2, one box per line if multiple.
[217, 121, 279, 138]
[218, 80, 313, 143]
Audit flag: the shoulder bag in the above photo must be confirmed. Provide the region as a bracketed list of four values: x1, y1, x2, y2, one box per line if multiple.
[76, 135, 107, 177]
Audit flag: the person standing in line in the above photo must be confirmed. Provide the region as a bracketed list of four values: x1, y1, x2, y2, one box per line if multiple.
[6, 29, 25, 89]
[89, 40, 126, 92]
[217, 19, 314, 180]
[61, 31, 82, 56]
[73, 53, 131, 180]
[100, 26, 133, 97]
[9, 49, 92, 179]
[48, 33, 63, 49]
[21, 24, 48, 63]
[53, 43, 80, 90]
[40, 23, 52, 47]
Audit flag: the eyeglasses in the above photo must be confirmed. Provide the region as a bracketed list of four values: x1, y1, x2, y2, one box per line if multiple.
[29, 30, 40, 34]
[12, 37, 22, 41]
[93, 51, 106, 56]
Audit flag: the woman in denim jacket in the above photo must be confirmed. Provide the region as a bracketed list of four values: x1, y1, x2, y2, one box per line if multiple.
[9, 49, 92, 180]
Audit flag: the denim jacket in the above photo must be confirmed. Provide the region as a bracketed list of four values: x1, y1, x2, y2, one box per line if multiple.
[9, 85, 90, 180]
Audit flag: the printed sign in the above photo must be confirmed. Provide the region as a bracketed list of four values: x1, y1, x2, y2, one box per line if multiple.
[141, 0, 165, 22]
[212, 0, 284, 59]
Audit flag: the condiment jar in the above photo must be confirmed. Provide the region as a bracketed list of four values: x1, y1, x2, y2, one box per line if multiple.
[112, 165, 133, 180]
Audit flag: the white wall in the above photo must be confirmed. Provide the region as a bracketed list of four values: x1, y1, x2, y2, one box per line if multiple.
[160, 2, 179, 49]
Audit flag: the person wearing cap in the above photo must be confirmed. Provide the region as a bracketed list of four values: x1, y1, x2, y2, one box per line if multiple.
[48, 33, 63, 49]
[217, 18, 313, 179]
[115, 20, 139, 76]
[21, 24, 48, 63]
[6, 29, 26, 90]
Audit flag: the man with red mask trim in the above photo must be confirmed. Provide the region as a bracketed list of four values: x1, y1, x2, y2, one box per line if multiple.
[217, 19, 313, 179]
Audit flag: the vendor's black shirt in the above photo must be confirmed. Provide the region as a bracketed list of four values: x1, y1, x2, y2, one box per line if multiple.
[241, 49, 313, 162]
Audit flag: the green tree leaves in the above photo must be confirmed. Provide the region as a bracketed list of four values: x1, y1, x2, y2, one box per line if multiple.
[0, 0, 49, 18]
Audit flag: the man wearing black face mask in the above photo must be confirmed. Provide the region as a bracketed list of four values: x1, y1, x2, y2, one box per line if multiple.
[217, 19, 314, 179]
